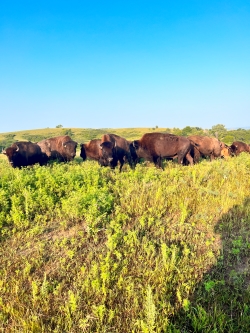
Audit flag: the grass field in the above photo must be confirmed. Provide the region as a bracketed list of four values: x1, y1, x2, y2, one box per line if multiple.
[0, 127, 169, 147]
[1, 152, 250, 332]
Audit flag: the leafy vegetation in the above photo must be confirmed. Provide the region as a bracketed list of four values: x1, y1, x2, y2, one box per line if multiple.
[1, 151, 250, 332]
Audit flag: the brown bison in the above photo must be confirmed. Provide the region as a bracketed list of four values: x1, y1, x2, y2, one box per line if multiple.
[188, 135, 221, 163]
[100, 134, 133, 171]
[2, 141, 48, 168]
[230, 141, 250, 156]
[37, 135, 77, 162]
[220, 142, 232, 158]
[80, 139, 108, 166]
[80, 139, 102, 161]
[131, 132, 193, 168]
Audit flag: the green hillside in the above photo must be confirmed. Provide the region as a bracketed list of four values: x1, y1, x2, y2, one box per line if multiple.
[0, 154, 250, 332]
[0, 127, 168, 149]
[1, 125, 250, 152]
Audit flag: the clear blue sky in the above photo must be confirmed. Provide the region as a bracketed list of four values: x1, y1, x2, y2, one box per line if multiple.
[1, 1, 250, 133]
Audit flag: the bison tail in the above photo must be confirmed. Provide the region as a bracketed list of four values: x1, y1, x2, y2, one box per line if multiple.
[189, 140, 200, 147]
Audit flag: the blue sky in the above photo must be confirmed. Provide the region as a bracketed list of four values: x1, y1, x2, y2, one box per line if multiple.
[1, 1, 250, 133]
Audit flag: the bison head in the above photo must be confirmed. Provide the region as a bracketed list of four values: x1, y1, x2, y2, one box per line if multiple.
[132, 140, 140, 150]
[230, 144, 238, 156]
[2, 145, 20, 167]
[221, 146, 232, 158]
[100, 141, 115, 162]
[62, 141, 77, 161]
[100, 141, 117, 168]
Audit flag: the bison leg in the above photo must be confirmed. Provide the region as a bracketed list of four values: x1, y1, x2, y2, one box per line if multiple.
[118, 157, 125, 172]
[193, 147, 201, 163]
[177, 154, 184, 165]
[184, 152, 193, 166]
[210, 154, 215, 161]
[126, 153, 134, 169]
[153, 156, 163, 169]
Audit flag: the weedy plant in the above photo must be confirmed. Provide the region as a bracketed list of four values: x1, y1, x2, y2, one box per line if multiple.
[0, 154, 250, 332]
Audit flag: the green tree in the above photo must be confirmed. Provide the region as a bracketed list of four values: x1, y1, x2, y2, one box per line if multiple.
[181, 126, 193, 136]
[62, 128, 73, 136]
[210, 124, 227, 139]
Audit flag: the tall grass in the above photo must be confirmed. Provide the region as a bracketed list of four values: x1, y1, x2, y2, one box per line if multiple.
[0, 155, 250, 332]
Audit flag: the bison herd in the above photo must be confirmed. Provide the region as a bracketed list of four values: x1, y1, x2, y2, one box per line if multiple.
[2, 133, 250, 170]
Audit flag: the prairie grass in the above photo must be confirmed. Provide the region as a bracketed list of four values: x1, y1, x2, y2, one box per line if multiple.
[0, 127, 168, 147]
[0, 154, 250, 332]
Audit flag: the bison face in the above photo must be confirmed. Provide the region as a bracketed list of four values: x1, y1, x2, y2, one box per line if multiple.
[129, 142, 139, 165]
[62, 141, 77, 161]
[3, 145, 20, 167]
[230, 144, 238, 156]
[132, 140, 140, 150]
[100, 142, 115, 162]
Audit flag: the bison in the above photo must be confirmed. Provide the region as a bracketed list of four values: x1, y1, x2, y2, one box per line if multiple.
[80, 139, 108, 166]
[100, 134, 133, 171]
[2, 141, 48, 168]
[37, 135, 77, 162]
[230, 141, 250, 156]
[220, 142, 232, 158]
[188, 135, 221, 163]
[131, 132, 193, 168]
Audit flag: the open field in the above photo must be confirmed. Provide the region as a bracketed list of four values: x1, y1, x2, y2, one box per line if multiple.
[1, 125, 250, 153]
[1, 153, 250, 332]
[0, 127, 168, 147]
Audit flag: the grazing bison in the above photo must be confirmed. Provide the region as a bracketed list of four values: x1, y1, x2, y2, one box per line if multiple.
[188, 135, 221, 163]
[220, 142, 232, 158]
[2, 141, 48, 168]
[37, 135, 77, 162]
[100, 134, 133, 171]
[230, 141, 250, 156]
[80, 139, 108, 166]
[131, 132, 193, 168]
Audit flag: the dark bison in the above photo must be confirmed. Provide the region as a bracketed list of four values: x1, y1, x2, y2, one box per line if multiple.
[80, 139, 108, 166]
[188, 135, 221, 163]
[131, 132, 193, 168]
[2, 141, 48, 168]
[100, 134, 133, 171]
[230, 141, 250, 156]
[37, 135, 77, 162]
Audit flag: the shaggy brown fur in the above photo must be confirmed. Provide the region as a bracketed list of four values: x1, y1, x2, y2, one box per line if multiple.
[100, 134, 133, 171]
[188, 135, 221, 163]
[3, 141, 47, 168]
[37, 135, 77, 162]
[132, 132, 193, 168]
[230, 141, 250, 156]
[220, 142, 232, 158]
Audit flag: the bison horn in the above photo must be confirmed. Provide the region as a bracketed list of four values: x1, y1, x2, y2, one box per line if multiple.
[15, 145, 19, 152]
[2, 149, 6, 154]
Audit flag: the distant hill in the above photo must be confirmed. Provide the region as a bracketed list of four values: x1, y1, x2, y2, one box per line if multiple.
[1, 126, 250, 150]
[0, 127, 169, 150]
